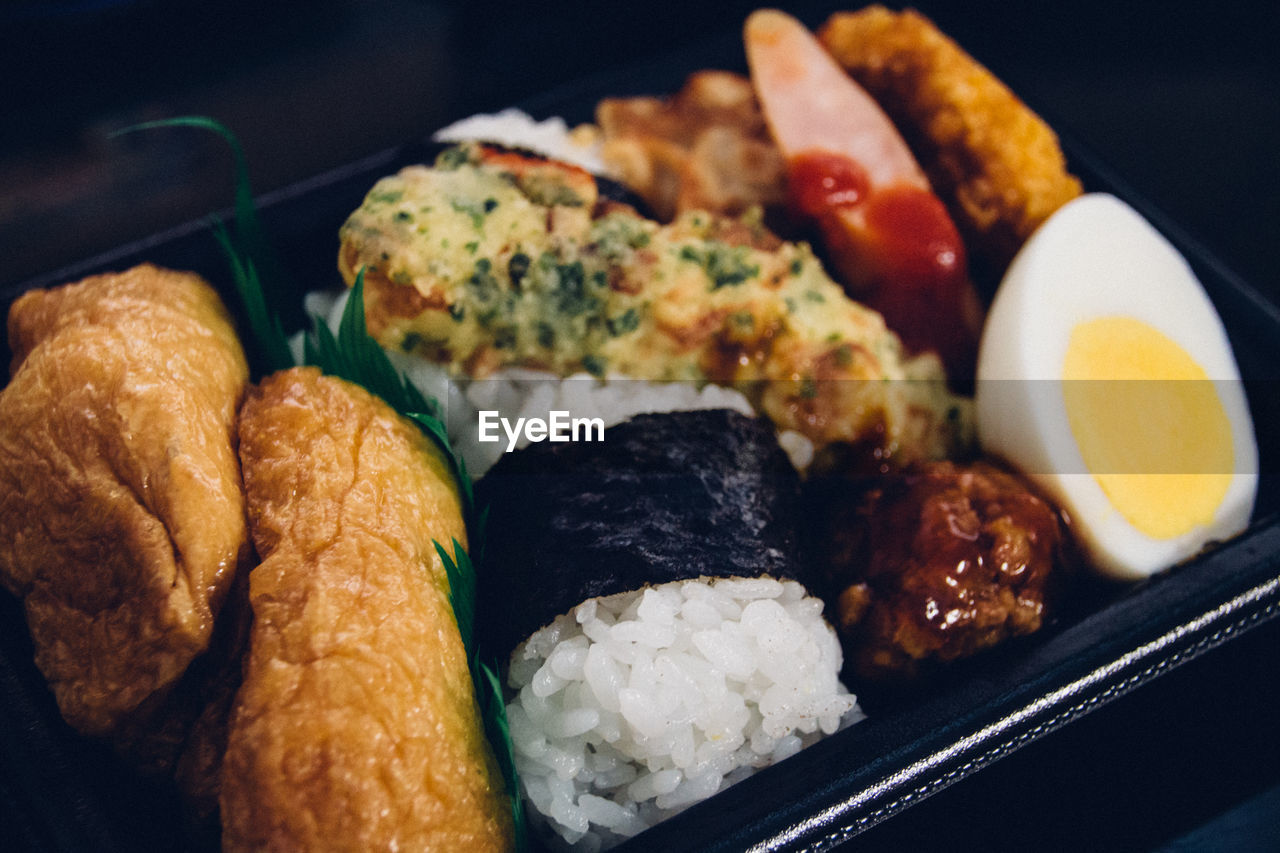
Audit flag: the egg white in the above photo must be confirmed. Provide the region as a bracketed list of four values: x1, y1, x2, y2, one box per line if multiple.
[976, 193, 1257, 579]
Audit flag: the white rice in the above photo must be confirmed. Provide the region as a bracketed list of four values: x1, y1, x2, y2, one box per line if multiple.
[300, 288, 816, 477]
[298, 111, 849, 849]
[432, 108, 607, 175]
[507, 577, 862, 851]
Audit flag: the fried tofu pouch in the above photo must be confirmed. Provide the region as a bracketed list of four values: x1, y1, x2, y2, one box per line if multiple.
[0, 264, 250, 736]
[222, 367, 512, 852]
[819, 6, 1083, 275]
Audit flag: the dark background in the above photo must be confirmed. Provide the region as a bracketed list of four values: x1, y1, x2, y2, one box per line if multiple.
[1, 1, 1278, 850]
[2, 0, 1277, 298]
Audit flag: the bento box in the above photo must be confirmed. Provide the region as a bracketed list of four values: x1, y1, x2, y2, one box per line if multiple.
[2, 5, 1278, 852]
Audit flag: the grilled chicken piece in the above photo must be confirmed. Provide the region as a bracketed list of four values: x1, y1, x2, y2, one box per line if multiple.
[0, 264, 250, 736]
[222, 367, 512, 852]
[597, 70, 788, 222]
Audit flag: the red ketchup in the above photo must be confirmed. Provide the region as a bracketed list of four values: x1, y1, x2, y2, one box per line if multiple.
[787, 150, 981, 385]
[789, 150, 871, 217]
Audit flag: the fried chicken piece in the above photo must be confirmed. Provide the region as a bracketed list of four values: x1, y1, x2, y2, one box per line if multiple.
[0, 264, 250, 736]
[816, 461, 1063, 680]
[597, 70, 788, 221]
[819, 6, 1083, 276]
[222, 367, 512, 852]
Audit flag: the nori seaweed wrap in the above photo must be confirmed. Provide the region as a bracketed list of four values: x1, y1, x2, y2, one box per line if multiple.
[477, 408, 814, 657]
[477, 408, 859, 850]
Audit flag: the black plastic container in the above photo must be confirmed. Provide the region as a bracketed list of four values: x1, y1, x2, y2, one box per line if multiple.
[2, 28, 1278, 853]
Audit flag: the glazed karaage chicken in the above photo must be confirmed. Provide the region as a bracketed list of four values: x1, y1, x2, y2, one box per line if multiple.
[817, 460, 1064, 680]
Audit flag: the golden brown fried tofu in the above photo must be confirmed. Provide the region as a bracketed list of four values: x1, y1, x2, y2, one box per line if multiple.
[222, 367, 512, 852]
[0, 264, 250, 736]
[166, 563, 253, 829]
[819, 6, 1083, 275]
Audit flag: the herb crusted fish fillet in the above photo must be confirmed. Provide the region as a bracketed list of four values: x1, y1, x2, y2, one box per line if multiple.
[222, 367, 512, 852]
[338, 143, 970, 467]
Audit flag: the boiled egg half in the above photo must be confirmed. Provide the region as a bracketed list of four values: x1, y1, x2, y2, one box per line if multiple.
[976, 193, 1257, 580]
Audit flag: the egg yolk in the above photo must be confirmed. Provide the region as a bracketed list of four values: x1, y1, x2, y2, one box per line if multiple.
[1062, 316, 1233, 540]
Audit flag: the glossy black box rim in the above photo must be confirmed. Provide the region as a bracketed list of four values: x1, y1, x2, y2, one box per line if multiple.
[3, 26, 1280, 853]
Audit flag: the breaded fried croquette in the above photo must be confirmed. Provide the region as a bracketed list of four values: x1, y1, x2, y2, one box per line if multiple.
[819, 6, 1083, 275]
[222, 367, 512, 852]
[0, 264, 250, 737]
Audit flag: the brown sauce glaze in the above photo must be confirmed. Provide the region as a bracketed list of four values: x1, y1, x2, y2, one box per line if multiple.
[819, 460, 1065, 680]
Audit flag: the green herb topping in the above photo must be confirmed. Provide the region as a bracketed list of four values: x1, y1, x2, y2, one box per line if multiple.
[678, 243, 761, 290]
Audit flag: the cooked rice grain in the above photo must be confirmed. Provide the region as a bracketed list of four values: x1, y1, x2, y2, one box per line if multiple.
[508, 578, 862, 850]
